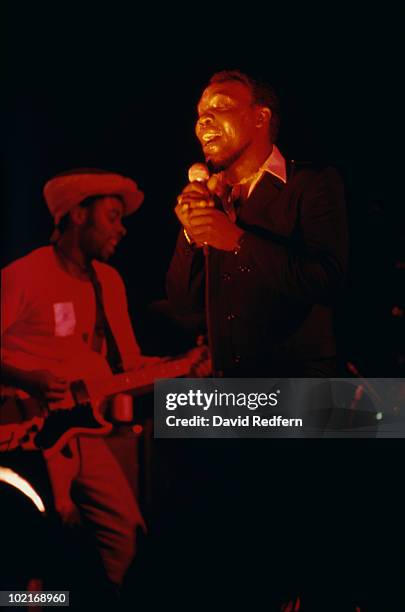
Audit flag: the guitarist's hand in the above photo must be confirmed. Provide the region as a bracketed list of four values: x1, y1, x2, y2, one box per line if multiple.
[186, 345, 212, 378]
[25, 369, 68, 404]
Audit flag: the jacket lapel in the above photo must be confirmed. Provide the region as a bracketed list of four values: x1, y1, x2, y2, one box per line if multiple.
[237, 172, 290, 236]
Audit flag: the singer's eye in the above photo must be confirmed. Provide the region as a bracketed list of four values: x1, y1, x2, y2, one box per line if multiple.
[213, 105, 230, 112]
[203, 95, 236, 113]
[212, 100, 234, 111]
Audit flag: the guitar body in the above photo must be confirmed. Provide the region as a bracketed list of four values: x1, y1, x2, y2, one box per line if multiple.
[1, 345, 209, 456]
[39, 352, 115, 455]
[0, 395, 112, 456]
[0, 394, 46, 452]
[34, 401, 112, 456]
[1, 351, 114, 455]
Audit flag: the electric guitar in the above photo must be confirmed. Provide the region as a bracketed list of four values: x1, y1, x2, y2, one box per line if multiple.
[0, 345, 209, 456]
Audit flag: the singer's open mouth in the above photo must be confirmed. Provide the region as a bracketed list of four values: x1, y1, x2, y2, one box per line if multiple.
[201, 131, 221, 143]
[202, 138, 221, 151]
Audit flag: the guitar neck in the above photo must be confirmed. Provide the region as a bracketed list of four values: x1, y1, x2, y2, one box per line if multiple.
[101, 356, 193, 399]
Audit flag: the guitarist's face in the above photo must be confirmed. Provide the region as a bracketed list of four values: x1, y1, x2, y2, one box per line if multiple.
[80, 197, 127, 261]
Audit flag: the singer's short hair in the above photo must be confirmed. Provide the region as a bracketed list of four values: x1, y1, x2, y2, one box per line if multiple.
[209, 70, 280, 143]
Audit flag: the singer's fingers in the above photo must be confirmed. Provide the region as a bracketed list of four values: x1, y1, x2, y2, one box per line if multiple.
[182, 182, 210, 197]
[176, 197, 213, 216]
[189, 199, 214, 209]
[178, 200, 207, 210]
[177, 191, 210, 204]
[189, 218, 214, 231]
[188, 209, 217, 222]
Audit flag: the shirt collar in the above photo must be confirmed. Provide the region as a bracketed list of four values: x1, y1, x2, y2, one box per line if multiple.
[214, 145, 287, 202]
[248, 145, 287, 196]
[261, 144, 287, 184]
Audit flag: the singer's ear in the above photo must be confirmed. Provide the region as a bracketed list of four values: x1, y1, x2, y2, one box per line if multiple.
[256, 107, 271, 129]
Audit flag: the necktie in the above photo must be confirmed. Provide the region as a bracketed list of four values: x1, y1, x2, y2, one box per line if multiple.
[222, 184, 241, 223]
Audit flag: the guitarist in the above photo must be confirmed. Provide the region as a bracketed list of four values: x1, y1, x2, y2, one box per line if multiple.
[1, 168, 206, 597]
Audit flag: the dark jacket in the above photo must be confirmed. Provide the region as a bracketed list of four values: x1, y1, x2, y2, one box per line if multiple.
[166, 162, 348, 375]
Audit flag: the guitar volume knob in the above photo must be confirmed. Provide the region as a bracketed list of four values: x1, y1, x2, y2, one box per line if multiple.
[111, 393, 133, 423]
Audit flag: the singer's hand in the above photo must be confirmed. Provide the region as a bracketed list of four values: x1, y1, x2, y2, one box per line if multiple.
[175, 182, 214, 246]
[188, 208, 244, 251]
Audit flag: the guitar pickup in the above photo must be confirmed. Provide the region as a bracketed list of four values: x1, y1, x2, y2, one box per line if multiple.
[70, 380, 91, 406]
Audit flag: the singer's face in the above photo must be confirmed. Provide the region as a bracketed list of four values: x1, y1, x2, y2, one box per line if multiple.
[196, 81, 258, 170]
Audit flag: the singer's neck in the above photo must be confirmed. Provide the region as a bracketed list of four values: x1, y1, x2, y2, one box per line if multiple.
[224, 143, 273, 185]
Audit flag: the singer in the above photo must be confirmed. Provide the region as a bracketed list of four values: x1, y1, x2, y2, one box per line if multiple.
[167, 70, 349, 378]
[165, 71, 354, 610]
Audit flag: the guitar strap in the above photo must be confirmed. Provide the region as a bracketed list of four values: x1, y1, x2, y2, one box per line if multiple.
[87, 264, 124, 374]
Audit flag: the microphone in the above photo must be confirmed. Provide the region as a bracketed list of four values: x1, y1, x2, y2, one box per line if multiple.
[188, 162, 223, 206]
[189, 162, 231, 215]
[187, 164, 214, 372]
[187, 163, 212, 254]
[188, 163, 210, 184]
